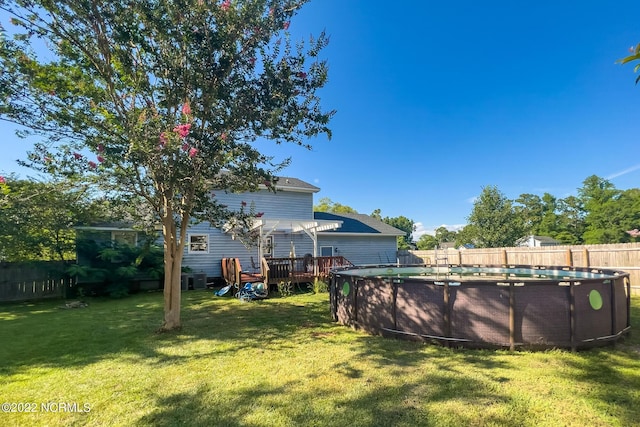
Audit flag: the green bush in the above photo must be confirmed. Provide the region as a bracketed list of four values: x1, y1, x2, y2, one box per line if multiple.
[310, 278, 329, 294]
[69, 238, 164, 298]
[277, 281, 293, 297]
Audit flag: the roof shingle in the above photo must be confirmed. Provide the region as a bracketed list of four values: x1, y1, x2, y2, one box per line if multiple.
[313, 212, 405, 236]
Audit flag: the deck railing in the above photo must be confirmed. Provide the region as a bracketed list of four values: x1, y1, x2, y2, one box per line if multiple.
[221, 256, 353, 289]
[265, 256, 353, 284]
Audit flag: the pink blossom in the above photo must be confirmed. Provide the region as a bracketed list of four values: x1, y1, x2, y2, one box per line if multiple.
[182, 102, 191, 115]
[241, 201, 247, 207]
[220, 0, 230, 11]
[173, 123, 191, 138]
[249, 57, 256, 66]
[626, 229, 640, 238]
[283, 21, 290, 30]
[73, 152, 83, 160]
[97, 155, 105, 163]
[182, 142, 190, 151]
[188, 147, 198, 158]
[269, 7, 274, 16]
[297, 72, 307, 79]
[88, 161, 97, 169]
[220, 132, 227, 141]
[44, 157, 52, 163]
[97, 143, 104, 152]
[159, 132, 168, 146]
[0, 176, 5, 184]
[255, 212, 264, 218]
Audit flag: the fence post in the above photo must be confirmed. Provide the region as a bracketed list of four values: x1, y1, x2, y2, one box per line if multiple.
[565, 249, 573, 267]
[501, 249, 508, 266]
[583, 248, 589, 268]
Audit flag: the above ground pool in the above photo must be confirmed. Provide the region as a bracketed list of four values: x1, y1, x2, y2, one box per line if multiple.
[329, 264, 631, 350]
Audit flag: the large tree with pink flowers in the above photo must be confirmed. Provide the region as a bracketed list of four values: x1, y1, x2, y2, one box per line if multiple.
[0, 0, 334, 330]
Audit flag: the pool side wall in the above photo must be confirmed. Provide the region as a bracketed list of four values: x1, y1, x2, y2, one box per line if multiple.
[329, 266, 631, 350]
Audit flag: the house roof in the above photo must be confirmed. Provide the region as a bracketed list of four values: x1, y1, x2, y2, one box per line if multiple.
[215, 172, 320, 193]
[75, 222, 138, 231]
[516, 235, 560, 246]
[270, 176, 320, 193]
[313, 212, 406, 236]
[531, 235, 560, 243]
[438, 242, 456, 250]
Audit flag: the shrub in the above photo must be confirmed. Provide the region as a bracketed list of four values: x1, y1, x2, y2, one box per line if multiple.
[277, 281, 293, 297]
[310, 278, 329, 294]
[69, 238, 164, 298]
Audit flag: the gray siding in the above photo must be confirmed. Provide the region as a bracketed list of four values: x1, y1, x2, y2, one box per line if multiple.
[317, 235, 398, 266]
[182, 225, 316, 277]
[214, 189, 313, 219]
[178, 187, 399, 278]
[181, 188, 316, 277]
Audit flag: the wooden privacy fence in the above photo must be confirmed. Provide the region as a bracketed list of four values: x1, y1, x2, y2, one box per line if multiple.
[398, 242, 640, 294]
[0, 261, 72, 302]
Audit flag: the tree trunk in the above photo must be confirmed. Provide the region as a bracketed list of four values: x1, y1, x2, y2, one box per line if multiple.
[160, 214, 185, 331]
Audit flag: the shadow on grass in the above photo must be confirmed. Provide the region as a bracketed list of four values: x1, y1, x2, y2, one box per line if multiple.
[2, 291, 640, 425]
[553, 297, 640, 426]
[0, 290, 337, 375]
[135, 369, 530, 426]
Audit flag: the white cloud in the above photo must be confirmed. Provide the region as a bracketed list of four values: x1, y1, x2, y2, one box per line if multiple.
[413, 222, 466, 240]
[606, 163, 640, 180]
[413, 222, 431, 239]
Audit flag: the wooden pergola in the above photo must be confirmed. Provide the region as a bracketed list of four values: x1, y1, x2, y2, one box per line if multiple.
[251, 218, 343, 260]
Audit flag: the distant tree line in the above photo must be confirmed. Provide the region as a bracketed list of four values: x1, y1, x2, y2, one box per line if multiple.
[416, 175, 640, 249]
[3, 173, 639, 261]
[314, 174, 640, 251]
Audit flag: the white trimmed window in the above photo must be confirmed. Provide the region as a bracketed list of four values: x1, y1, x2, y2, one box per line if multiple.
[112, 231, 137, 247]
[188, 234, 209, 253]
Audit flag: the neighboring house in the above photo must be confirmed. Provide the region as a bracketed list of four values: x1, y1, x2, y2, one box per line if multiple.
[458, 243, 475, 250]
[75, 222, 141, 265]
[516, 235, 560, 247]
[438, 242, 456, 250]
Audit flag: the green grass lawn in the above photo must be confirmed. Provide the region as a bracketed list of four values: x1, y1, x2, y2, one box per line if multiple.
[1, 290, 639, 427]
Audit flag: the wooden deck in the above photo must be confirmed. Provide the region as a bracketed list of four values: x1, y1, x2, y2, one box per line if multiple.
[264, 256, 353, 285]
[221, 256, 353, 292]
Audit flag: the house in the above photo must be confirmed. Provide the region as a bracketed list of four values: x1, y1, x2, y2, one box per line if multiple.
[75, 177, 405, 282]
[437, 242, 456, 250]
[313, 211, 406, 265]
[516, 235, 560, 247]
[182, 177, 405, 279]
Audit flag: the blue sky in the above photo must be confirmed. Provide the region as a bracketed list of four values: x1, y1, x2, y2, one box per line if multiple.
[2, 0, 640, 238]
